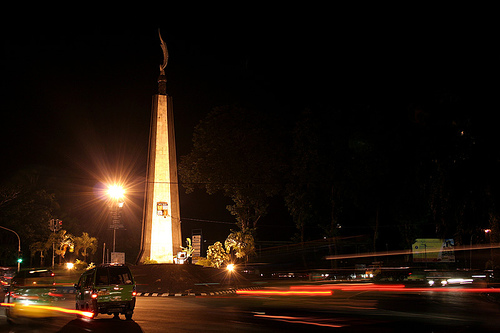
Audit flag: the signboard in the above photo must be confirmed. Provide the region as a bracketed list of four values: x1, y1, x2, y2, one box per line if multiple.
[412, 238, 455, 262]
[111, 252, 125, 264]
[192, 234, 202, 257]
[110, 208, 123, 229]
[109, 220, 124, 229]
[157, 202, 168, 217]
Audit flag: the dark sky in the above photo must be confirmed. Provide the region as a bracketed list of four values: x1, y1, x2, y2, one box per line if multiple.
[1, 11, 496, 255]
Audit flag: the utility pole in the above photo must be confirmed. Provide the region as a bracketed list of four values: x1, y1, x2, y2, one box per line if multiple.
[107, 184, 125, 259]
[48, 219, 62, 268]
[110, 201, 124, 253]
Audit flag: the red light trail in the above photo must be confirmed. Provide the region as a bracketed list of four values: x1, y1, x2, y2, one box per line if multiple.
[236, 283, 500, 296]
[236, 290, 332, 296]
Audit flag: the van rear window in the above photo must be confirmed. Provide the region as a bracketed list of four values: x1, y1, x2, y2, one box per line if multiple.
[109, 266, 133, 285]
[96, 266, 133, 286]
[96, 268, 109, 285]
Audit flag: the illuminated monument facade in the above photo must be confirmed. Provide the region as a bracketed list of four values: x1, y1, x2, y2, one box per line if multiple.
[139, 31, 182, 263]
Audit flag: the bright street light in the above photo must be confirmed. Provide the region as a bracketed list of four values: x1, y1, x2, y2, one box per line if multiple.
[226, 264, 236, 287]
[107, 185, 125, 200]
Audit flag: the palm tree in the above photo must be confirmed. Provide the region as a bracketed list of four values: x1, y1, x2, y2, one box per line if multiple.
[46, 230, 74, 265]
[29, 241, 47, 267]
[225, 230, 255, 264]
[74, 232, 98, 263]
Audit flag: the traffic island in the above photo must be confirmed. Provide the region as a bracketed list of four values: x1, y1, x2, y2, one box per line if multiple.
[130, 263, 252, 295]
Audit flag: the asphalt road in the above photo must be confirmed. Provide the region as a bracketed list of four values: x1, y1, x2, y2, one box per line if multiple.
[2, 284, 500, 332]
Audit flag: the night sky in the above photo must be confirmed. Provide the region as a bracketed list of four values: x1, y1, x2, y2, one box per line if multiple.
[1, 11, 496, 259]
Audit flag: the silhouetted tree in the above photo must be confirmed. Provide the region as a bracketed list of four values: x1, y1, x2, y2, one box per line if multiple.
[179, 105, 285, 233]
[0, 169, 59, 266]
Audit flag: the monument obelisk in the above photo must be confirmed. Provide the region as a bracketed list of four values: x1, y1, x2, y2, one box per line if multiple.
[138, 30, 182, 263]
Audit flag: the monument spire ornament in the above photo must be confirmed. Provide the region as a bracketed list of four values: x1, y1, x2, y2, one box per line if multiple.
[158, 28, 169, 74]
[157, 29, 168, 95]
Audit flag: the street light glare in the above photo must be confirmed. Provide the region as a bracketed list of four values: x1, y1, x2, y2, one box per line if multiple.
[108, 185, 125, 199]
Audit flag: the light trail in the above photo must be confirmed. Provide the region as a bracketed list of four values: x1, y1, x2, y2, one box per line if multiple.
[287, 283, 500, 293]
[253, 314, 346, 328]
[236, 290, 332, 296]
[289, 283, 406, 291]
[325, 243, 500, 260]
[238, 284, 500, 295]
[377, 287, 500, 293]
[0, 303, 94, 318]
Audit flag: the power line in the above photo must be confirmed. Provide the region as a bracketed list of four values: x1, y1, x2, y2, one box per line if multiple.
[181, 217, 236, 225]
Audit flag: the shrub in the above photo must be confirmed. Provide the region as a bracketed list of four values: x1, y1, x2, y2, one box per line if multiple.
[142, 257, 158, 264]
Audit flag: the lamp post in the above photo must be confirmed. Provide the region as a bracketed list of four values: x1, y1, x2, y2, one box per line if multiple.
[107, 185, 125, 254]
[227, 264, 235, 287]
[0, 225, 21, 272]
[485, 229, 493, 268]
[48, 219, 62, 268]
[470, 234, 474, 270]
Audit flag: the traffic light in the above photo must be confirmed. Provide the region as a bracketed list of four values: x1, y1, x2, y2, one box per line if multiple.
[48, 218, 62, 232]
[17, 251, 23, 263]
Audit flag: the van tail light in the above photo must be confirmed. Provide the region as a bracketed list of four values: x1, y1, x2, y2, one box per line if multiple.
[132, 285, 137, 296]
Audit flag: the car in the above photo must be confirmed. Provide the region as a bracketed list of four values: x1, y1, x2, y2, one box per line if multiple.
[4, 268, 57, 323]
[74, 263, 136, 320]
[1, 268, 15, 291]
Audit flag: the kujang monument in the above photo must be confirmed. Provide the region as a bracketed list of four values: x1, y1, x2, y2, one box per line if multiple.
[138, 30, 182, 264]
